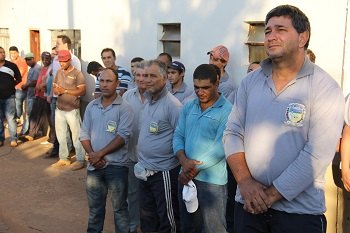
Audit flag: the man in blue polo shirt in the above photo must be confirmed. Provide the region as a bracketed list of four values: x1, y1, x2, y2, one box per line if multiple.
[173, 64, 232, 233]
[223, 5, 344, 233]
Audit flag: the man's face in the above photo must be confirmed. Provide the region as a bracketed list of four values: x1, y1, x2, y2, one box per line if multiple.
[167, 68, 183, 85]
[25, 58, 35, 67]
[209, 54, 227, 69]
[101, 51, 116, 68]
[0, 48, 6, 62]
[42, 56, 52, 67]
[194, 78, 218, 105]
[59, 59, 72, 70]
[134, 67, 146, 90]
[264, 16, 304, 60]
[56, 38, 67, 51]
[9, 50, 19, 61]
[99, 69, 119, 98]
[144, 64, 166, 95]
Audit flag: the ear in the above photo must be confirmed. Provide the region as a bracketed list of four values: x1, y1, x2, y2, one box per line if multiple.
[298, 31, 309, 48]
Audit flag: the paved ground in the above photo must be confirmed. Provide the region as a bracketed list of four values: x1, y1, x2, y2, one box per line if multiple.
[0, 136, 115, 233]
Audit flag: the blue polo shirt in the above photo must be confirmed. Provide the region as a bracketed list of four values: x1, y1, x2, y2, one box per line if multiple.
[173, 94, 232, 185]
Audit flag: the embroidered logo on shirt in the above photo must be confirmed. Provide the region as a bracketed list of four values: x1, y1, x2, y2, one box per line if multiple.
[149, 121, 159, 134]
[106, 121, 117, 134]
[284, 103, 306, 127]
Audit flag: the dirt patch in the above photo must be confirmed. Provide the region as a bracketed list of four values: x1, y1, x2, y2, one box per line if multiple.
[0, 137, 115, 233]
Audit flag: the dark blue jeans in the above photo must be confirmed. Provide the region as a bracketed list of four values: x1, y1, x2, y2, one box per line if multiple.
[86, 165, 129, 233]
[234, 203, 327, 233]
[0, 96, 17, 142]
[178, 179, 227, 233]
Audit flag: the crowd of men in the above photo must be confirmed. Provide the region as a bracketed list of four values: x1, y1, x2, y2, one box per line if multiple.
[0, 4, 349, 233]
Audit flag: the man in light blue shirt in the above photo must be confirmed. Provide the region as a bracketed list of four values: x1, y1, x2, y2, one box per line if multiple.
[223, 5, 344, 233]
[80, 68, 134, 233]
[173, 64, 232, 233]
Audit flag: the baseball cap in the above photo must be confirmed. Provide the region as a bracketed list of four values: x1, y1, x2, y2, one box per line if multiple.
[24, 52, 34, 59]
[168, 61, 185, 73]
[58, 50, 71, 62]
[207, 45, 229, 62]
[182, 180, 198, 213]
[41, 51, 51, 58]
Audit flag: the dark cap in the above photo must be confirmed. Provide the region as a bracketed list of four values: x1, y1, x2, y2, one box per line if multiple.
[168, 61, 185, 73]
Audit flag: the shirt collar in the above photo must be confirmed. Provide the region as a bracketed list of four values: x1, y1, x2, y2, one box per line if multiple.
[145, 85, 168, 102]
[261, 56, 314, 80]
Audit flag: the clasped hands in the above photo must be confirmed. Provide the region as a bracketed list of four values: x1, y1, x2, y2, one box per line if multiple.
[87, 151, 106, 169]
[239, 177, 282, 215]
[179, 158, 202, 185]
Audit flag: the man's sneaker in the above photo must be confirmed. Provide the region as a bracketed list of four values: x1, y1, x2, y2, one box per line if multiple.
[70, 161, 85, 171]
[51, 160, 71, 168]
[10, 140, 17, 147]
[24, 135, 34, 141]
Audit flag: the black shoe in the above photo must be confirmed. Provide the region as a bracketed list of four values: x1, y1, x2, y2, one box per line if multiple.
[45, 150, 59, 158]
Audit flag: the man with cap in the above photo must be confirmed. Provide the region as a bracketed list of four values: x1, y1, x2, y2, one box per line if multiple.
[0, 46, 22, 147]
[19, 52, 41, 137]
[173, 63, 232, 233]
[167, 61, 193, 104]
[51, 50, 86, 171]
[207, 45, 235, 98]
[23, 52, 53, 141]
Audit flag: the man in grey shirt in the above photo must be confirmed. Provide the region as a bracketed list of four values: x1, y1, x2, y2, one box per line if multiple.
[136, 59, 182, 233]
[80, 68, 134, 233]
[223, 5, 344, 233]
[122, 61, 147, 233]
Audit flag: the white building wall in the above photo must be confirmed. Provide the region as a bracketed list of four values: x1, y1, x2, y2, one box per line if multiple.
[0, 0, 348, 89]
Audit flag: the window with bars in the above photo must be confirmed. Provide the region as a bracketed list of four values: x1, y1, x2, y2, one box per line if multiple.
[159, 23, 181, 58]
[245, 21, 268, 63]
[50, 29, 81, 59]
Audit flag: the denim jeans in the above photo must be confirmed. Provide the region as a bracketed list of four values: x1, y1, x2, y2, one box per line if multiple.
[178, 179, 228, 233]
[15, 89, 26, 119]
[128, 162, 140, 232]
[86, 165, 129, 233]
[0, 96, 17, 142]
[55, 108, 84, 162]
[21, 97, 35, 135]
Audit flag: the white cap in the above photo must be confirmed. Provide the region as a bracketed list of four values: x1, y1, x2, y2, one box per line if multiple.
[182, 180, 198, 213]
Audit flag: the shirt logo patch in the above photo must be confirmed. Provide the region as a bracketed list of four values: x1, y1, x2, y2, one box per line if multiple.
[149, 121, 159, 134]
[284, 103, 306, 127]
[106, 121, 117, 134]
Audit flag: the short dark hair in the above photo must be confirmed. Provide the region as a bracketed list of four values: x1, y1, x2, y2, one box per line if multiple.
[102, 68, 119, 81]
[101, 48, 116, 58]
[131, 57, 144, 63]
[265, 5, 311, 49]
[9, 46, 19, 52]
[57, 35, 72, 49]
[158, 52, 172, 62]
[87, 61, 103, 74]
[193, 64, 218, 85]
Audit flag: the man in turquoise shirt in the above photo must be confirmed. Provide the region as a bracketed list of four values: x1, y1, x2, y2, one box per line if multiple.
[173, 64, 232, 233]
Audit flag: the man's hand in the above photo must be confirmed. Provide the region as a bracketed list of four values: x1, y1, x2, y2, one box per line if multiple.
[240, 177, 269, 214]
[178, 172, 191, 185]
[181, 157, 202, 177]
[342, 169, 350, 192]
[88, 151, 105, 169]
[263, 185, 283, 207]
